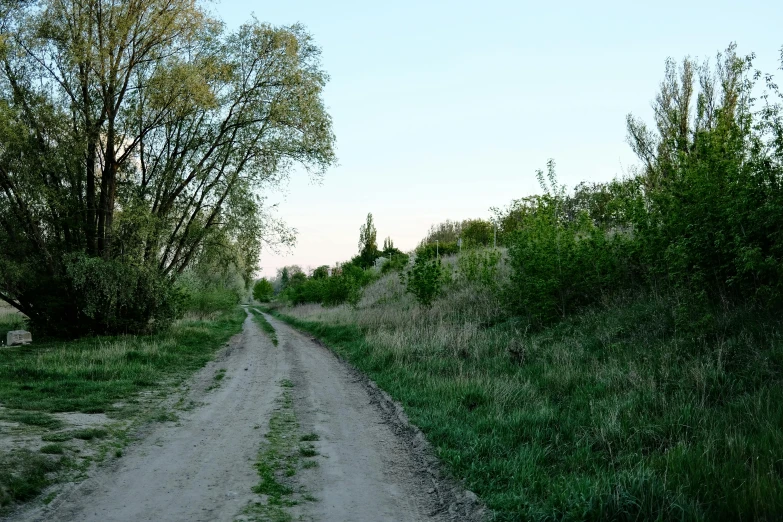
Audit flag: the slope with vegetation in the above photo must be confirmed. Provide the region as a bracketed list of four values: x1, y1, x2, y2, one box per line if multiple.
[267, 45, 783, 521]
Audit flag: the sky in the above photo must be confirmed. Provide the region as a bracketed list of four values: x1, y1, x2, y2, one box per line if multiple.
[213, 0, 783, 278]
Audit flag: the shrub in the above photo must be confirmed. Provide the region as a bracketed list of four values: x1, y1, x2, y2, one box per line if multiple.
[457, 248, 502, 288]
[252, 278, 274, 302]
[380, 252, 410, 274]
[404, 255, 445, 307]
[415, 241, 459, 261]
[185, 289, 239, 315]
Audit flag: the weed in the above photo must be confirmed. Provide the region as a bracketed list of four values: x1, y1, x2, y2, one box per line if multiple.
[71, 428, 108, 441]
[41, 432, 72, 443]
[0, 450, 63, 511]
[245, 381, 320, 519]
[298, 446, 317, 457]
[39, 444, 64, 455]
[252, 309, 278, 346]
[3, 412, 64, 430]
[299, 433, 319, 442]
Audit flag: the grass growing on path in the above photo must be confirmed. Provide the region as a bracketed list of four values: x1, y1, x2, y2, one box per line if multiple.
[0, 306, 246, 513]
[252, 308, 279, 346]
[243, 380, 318, 521]
[270, 290, 783, 522]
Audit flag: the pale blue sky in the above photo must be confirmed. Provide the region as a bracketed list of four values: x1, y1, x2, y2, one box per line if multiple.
[214, 0, 783, 278]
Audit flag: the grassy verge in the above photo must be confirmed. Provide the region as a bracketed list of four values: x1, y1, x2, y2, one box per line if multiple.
[242, 380, 319, 521]
[269, 292, 783, 521]
[252, 308, 279, 346]
[0, 306, 246, 513]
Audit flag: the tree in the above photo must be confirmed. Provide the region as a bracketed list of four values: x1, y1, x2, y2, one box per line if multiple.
[0, 0, 335, 335]
[383, 237, 394, 251]
[461, 219, 493, 248]
[279, 267, 290, 290]
[311, 265, 329, 279]
[357, 213, 379, 268]
[252, 278, 274, 302]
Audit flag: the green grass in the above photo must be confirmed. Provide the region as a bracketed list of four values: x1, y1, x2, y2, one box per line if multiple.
[270, 293, 783, 521]
[243, 381, 319, 521]
[0, 307, 246, 413]
[0, 450, 64, 509]
[39, 444, 65, 455]
[2, 412, 64, 430]
[252, 309, 279, 346]
[0, 306, 245, 514]
[40, 432, 72, 443]
[71, 428, 109, 441]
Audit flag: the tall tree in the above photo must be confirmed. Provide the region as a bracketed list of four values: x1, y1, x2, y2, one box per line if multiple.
[357, 212, 378, 268]
[0, 0, 335, 335]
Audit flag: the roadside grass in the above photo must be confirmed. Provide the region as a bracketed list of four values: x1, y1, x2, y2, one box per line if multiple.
[271, 285, 783, 521]
[0, 306, 245, 413]
[1, 412, 63, 430]
[0, 450, 66, 509]
[0, 306, 245, 514]
[252, 309, 279, 346]
[243, 381, 318, 521]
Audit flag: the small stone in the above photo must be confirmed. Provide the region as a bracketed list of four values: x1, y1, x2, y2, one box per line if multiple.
[427, 488, 435, 494]
[6, 330, 32, 346]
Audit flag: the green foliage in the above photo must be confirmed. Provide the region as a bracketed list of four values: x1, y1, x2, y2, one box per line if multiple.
[311, 266, 329, 280]
[279, 263, 374, 307]
[457, 248, 501, 288]
[357, 213, 380, 269]
[380, 252, 410, 274]
[253, 279, 274, 302]
[415, 241, 459, 261]
[499, 46, 783, 326]
[185, 289, 239, 316]
[504, 162, 637, 325]
[404, 255, 445, 307]
[0, 2, 334, 336]
[460, 219, 493, 247]
[62, 253, 186, 336]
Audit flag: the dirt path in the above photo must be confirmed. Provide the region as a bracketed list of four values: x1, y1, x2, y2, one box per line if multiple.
[12, 309, 483, 522]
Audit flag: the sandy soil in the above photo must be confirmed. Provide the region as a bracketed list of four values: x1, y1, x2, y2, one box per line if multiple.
[10, 309, 484, 522]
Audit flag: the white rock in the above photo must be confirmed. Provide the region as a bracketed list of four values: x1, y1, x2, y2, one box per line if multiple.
[7, 330, 32, 346]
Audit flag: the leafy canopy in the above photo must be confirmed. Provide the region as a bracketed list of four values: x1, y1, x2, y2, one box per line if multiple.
[0, 0, 335, 335]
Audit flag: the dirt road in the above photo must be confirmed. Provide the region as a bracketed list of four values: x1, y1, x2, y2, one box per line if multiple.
[13, 309, 483, 522]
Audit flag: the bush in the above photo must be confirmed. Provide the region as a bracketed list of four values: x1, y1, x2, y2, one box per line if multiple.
[280, 263, 375, 307]
[185, 289, 239, 315]
[59, 253, 186, 336]
[404, 255, 445, 307]
[415, 241, 459, 261]
[380, 252, 410, 274]
[457, 248, 501, 288]
[252, 278, 274, 302]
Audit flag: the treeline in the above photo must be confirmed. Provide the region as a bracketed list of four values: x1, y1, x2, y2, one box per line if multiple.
[267, 44, 783, 336]
[492, 45, 783, 326]
[255, 214, 410, 307]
